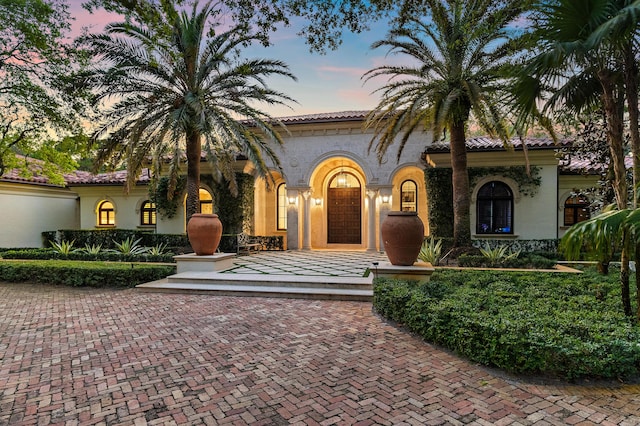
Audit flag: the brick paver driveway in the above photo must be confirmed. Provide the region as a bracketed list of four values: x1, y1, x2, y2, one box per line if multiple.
[1, 283, 640, 425]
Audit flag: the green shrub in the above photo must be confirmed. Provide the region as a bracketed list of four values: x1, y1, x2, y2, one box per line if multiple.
[43, 229, 190, 251]
[373, 269, 640, 380]
[458, 253, 556, 269]
[1, 248, 174, 263]
[0, 260, 175, 287]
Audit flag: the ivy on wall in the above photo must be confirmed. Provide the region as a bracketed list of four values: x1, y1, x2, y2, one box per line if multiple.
[148, 176, 187, 219]
[469, 165, 542, 197]
[424, 167, 454, 238]
[205, 173, 255, 235]
[424, 166, 543, 238]
[149, 173, 254, 232]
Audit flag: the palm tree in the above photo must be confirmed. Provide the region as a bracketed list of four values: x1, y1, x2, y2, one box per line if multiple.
[588, 0, 640, 206]
[85, 1, 296, 223]
[364, 0, 528, 248]
[561, 205, 640, 321]
[521, 0, 639, 316]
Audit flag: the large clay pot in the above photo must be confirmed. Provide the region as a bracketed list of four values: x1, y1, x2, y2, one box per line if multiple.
[381, 211, 424, 266]
[187, 213, 223, 255]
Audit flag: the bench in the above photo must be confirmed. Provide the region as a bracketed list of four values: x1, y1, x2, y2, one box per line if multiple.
[237, 232, 261, 255]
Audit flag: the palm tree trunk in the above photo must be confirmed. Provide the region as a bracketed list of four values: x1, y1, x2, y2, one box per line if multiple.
[623, 42, 640, 321]
[450, 121, 471, 247]
[624, 43, 640, 209]
[599, 68, 632, 316]
[185, 128, 202, 227]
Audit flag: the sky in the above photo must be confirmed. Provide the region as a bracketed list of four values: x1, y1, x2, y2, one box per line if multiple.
[67, 2, 399, 118]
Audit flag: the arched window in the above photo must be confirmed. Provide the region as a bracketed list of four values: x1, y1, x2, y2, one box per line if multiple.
[277, 183, 287, 230]
[330, 171, 359, 188]
[401, 180, 417, 212]
[564, 194, 590, 226]
[476, 181, 513, 234]
[98, 200, 115, 226]
[140, 200, 156, 226]
[199, 188, 213, 214]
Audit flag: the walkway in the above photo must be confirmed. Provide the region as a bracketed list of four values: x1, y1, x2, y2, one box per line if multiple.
[1, 282, 639, 425]
[223, 250, 389, 277]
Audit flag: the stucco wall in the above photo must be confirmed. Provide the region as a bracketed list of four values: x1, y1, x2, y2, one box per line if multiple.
[266, 120, 431, 249]
[0, 183, 79, 247]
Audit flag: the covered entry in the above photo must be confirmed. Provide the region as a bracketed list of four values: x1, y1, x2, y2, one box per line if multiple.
[327, 172, 361, 244]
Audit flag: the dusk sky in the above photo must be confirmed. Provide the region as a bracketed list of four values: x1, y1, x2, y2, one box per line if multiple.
[67, 2, 400, 118]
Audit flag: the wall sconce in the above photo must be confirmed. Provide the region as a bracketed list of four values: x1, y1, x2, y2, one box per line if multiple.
[288, 196, 297, 205]
[314, 198, 322, 206]
[381, 195, 390, 204]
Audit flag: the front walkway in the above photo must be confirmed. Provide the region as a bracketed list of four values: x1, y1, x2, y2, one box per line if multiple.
[1, 283, 639, 425]
[223, 250, 389, 277]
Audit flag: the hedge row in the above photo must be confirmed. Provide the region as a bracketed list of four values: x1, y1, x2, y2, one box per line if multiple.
[0, 260, 176, 288]
[42, 229, 190, 252]
[1, 248, 175, 263]
[373, 269, 640, 380]
[458, 254, 557, 269]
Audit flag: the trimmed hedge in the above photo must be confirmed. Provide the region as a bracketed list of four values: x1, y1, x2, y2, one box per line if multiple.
[0, 248, 175, 263]
[0, 260, 175, 288]
[42, 229, 190, 252]
[458, 254, 557, 269]
[373, 269, 640, 381]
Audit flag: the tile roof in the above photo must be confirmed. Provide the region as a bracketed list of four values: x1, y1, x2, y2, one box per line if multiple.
[275, 110, 369, 124]
[64, 169, 153, 185]
[1, 165, 152, 187]
[425, 136, 570, 153]
[559, 153, 633, 175]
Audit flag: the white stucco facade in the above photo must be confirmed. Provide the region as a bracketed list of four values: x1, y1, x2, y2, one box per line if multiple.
[254, 116, 431, 250]
[0, 113, 603, 249]
[0, 182, 79, 248]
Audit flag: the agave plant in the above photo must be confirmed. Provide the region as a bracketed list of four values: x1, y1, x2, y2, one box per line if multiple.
[479, 244, 520, 266]
[418, 236, 443, 266]
[147, 243, 168, 256]
[112, 237, 148, 255]
[79, 243, 103, 255]
[50, 240, 76, 255]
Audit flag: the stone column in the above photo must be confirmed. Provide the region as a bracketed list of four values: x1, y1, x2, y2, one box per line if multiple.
[378, 186, 393, 253]
[302, 190, 312, 250]
[366, 189, 378, 252]
[286, 189, 299, 250]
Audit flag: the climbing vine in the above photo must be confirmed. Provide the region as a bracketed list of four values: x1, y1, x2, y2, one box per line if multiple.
[148, 176, 187, 219]
[469, 166, 542, 197]
[424, 166, 543, 238]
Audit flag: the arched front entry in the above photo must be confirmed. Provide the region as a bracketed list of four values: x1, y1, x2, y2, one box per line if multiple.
[327, 172, 361, 244]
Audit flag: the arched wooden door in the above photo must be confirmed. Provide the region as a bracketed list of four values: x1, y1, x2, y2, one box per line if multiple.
[327, 172, 361, 244]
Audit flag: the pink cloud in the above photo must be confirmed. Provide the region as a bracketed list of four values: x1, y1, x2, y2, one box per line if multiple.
[317, 65, 368, 78]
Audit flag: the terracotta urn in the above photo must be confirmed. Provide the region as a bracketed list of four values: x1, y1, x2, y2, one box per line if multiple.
[187, 213, 223, 255]
[381, 211, 424, 266]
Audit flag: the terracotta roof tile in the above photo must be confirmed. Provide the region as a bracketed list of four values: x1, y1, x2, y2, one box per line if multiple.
[1, 165, 152, 187]
[425, 136, 570, 152]
[64, 169, 152, 185]
[275, 110, 369, 124]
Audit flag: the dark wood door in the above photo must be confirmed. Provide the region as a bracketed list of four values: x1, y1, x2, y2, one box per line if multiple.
[327, 187, 361, 244]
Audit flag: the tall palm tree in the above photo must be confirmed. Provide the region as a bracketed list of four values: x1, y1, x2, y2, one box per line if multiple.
[364, 0, 529, 248]
[85, 0, 296, 223]
[521, 0, 637, 316]
[588, 0, 640, 206]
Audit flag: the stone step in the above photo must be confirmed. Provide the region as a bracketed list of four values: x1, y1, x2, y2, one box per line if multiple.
[136, 272, 374, 301]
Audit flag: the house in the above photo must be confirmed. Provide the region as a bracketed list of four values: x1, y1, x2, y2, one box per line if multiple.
[0, 111, 598, 250]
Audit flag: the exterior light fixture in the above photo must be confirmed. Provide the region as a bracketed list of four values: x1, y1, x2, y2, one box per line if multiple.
[314, 198, 322, 206]
[381, 195, 390, 204]
[288, 196, 297, 205]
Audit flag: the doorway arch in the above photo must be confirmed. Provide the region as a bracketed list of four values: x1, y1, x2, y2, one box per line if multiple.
[327, 171, 362, 244]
